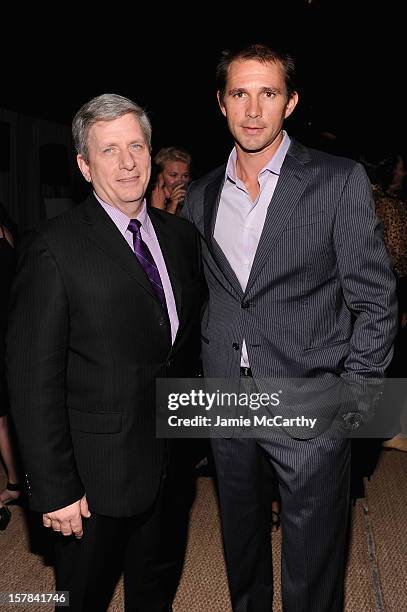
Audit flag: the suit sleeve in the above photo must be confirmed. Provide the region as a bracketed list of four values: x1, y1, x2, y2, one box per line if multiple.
[180, 186, 193, 223]
[6, 234, 84, 513]
[180, 181, 203, 227]
[333, 162, 398, 382]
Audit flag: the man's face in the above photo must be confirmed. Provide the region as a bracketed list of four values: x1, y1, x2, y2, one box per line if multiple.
[218, 59, 298, 156]
[77, 113, 151, 212]
[161, 161, 191, 193]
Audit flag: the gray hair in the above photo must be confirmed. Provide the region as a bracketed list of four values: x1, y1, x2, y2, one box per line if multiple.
[72, 93, 152, 162]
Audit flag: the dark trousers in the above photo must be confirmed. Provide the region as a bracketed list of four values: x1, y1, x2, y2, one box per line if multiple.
[212, 435, 350, 612]
[54, 442, 196, 612]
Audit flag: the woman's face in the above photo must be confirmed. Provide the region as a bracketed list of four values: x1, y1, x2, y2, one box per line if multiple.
[161, 160, 191, 193]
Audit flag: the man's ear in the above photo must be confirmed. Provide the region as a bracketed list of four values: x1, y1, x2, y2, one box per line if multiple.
[217, 91, 227, 117]
[284, 91, 299, 119]
[77, 154, 92, 183]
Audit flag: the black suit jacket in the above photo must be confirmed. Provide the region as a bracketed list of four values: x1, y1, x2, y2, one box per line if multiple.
[6, 195, 202, 516]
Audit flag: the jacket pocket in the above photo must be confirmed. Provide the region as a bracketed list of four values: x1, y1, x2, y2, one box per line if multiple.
[303, 338, 351, 352]
[68, 408, 122, 434]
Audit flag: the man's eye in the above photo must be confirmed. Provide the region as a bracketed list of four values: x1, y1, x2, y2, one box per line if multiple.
[233, 92, 246, 99]
[130, 143, 143, 150]
[103, 147, 113, 154]
[264, 91, 276, 98]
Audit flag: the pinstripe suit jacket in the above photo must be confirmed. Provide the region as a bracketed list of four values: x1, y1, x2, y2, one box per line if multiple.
[6, 195, 202, 515]
[183, 139, 397, 437]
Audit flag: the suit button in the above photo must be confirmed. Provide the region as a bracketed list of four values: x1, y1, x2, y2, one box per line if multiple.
[232, 343, 239, 350]
[241, 301, 251, 309]
[166, 360, 171, 367]
[158, 317, 166, 326]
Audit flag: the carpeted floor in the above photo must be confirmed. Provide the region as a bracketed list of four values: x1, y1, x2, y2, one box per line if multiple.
[0, 450, 406, 611]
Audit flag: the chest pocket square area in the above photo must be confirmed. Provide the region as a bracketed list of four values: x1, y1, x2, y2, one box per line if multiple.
[287, 211, 326, 229]
[68, 408, 122, 434]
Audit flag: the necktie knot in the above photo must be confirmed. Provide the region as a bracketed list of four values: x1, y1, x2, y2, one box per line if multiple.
[128, 218, 142, 234]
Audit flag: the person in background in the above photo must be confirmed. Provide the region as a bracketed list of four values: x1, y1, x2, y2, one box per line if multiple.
[150, 146, 191, 214]
[372, 153, 407, 330]
[6, 94, 202, 611]
[372, 154, 407, 452]
[0, 203, 21, 530]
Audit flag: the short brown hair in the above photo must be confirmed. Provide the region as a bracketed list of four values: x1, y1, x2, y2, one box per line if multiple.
[216, 43, 297, 102]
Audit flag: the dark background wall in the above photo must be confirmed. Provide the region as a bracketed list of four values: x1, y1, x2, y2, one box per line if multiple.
[1, 1, 405, 219]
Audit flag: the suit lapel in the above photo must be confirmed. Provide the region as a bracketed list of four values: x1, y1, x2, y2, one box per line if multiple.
[82, 196, 160, 304]
[203, 169, 244, 298]
[245, 143, 313, 295]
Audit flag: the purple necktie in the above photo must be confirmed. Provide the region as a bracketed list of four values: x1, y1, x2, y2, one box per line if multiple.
[128, 219, 167, 311]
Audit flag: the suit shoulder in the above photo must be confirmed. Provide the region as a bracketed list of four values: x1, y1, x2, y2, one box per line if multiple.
[291, 141, 360, 175]
[39, 203, 85, 240]
[189, 165, 225, 192]
[311, 148, 359, 172]
[148, 207, 198, 236]
[25, 203, 90, 259]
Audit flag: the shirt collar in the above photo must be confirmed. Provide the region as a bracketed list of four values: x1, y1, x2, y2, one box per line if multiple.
[225, 130, 291, 183]
[94, 192, 150, 236]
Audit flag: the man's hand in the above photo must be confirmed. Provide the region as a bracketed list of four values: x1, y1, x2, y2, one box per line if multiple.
[43, 495, 91, 539]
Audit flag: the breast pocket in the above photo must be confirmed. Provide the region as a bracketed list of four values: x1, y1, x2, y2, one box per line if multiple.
[286, 211, 326, 229]
[68, 408, 122, 434]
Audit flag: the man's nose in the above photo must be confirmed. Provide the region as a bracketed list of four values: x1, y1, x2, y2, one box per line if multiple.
[119, 150, 136, 169]
[246, 99, 261, 118]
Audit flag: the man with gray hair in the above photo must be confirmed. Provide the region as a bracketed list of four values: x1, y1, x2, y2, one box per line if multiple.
[7, 94, 202, 611]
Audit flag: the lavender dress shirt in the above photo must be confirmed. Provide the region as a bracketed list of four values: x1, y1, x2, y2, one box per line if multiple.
[214, 131, 291, 366]
[96, 194, 179, 344]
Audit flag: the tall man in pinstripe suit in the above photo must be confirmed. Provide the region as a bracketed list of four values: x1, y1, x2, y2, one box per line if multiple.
[7, 94, 202, 611]
[182, 44, 397, 611]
